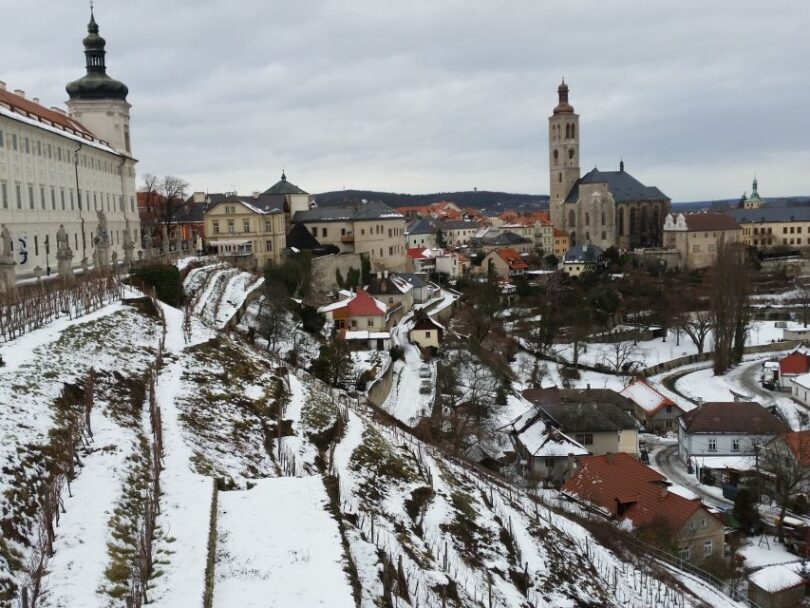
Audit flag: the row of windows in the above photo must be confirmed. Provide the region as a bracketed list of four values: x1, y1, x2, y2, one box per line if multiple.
[0, 128, 123, 175]
[706, 438, 741, 452]
[0, 180, 134, 213]
[211, 219, 275, 234]
[691, 244, 717, 253]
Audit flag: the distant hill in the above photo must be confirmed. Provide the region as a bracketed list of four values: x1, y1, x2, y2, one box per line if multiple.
[314, 189, 549, 212]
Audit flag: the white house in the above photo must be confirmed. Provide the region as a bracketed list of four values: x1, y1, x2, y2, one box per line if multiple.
[791, 372, 810, 407]
[677, 402, 789, 473]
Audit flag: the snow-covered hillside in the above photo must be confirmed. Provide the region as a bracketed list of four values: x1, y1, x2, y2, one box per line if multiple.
[0, 274, 745, 608]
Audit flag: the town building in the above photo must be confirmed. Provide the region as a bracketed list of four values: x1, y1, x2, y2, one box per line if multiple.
[405, 247, 469, 279]
[548, 81, 670, 251]
[395, 273, 438, 303]
[728, 205, 810, 250]
[563, 453, 725, 565]
[561, 244, 603, 277]
[522, 388, 639, 457]
[405, 217, 437, 249]
[481, 247, 528, 280]
[408, 316, 444, 350]
[741, 177, 765, 210]
[472, 230, 533, 254]
[747, 563, 807, 608]
[620, 378, 685, 433]
[0, 10, 139, 283]
[203, 196, 287, 269]
[776, 349, 810, 391]
[503, 407, 589, 485]
[436, 219, 480, 246]
[365, 271, 414, 318]
[552, 228, 570, 259]
[677, 402, 788, 476]
[293, 199, 407, 272]
[662, 213, 740, 270]
[318, 289, 392, 350]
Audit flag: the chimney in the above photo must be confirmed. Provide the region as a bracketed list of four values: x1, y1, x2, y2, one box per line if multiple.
[14, 89, 25, 98]
[660, 485, 668, 499]
[0, 81, 6, 90]
[567, 453, 575, 476]
[384, 270, 389, 279]
[606, 452, 613, 464]
[377, 271, 382, 279]
[586, 383, 591, 392]
[252, 191, 261, 199]
[697, 397, 704, 409]
[32, 97, 40, 105]
[193, 192, 206, 204]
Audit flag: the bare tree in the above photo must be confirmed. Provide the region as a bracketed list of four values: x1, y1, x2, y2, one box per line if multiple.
[138, 174, 189, 247]
[710, 241, 752, 374]
[259, 283, 291, 352]
[600, 338, 641, 373]
[678, 310, 713, 355]
[795, 277, 810, 328]
[761, 430, 810, 543]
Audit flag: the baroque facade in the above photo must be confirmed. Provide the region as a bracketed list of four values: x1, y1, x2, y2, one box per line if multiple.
[548, 81, 670, 250]
[0, 10, 139, 283]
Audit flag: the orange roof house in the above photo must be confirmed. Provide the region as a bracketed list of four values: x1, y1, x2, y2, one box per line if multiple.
[563, 453, 724, 556]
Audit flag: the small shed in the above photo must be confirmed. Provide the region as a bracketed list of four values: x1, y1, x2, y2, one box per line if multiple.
[748, 563, 807, 608]
[409, 316, 444, 349]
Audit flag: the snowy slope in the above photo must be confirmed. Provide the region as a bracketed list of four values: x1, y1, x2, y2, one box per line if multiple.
[215, 477, 355, 608]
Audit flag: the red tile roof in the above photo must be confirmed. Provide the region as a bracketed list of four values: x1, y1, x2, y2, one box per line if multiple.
[553, 228, 569, 238]
[497, 247, 529, 270]
[563, 453, 708, 529]
[0, 87, 98, 141]
[780, 352, 810, 375]
[345, 290, 386, 317]
[682, 213, 739, 232]
[783, 431, 810, 466]
[407, 247, 428, 259]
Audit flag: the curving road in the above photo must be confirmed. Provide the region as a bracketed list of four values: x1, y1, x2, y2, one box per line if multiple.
[650, 441, 732, 509]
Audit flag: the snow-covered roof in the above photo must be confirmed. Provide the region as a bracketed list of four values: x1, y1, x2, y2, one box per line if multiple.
[505, 408, 589, 458]
[667, 485, 699, 501]
[619, 379, 677, 415]
[692, 455, 757, 472]
[749, 563, 806, 593]
[792, 372, 810, 390]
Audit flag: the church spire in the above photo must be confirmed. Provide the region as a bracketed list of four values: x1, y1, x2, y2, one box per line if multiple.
[66, 7, 129, 100]
[554, 78, 575, 115]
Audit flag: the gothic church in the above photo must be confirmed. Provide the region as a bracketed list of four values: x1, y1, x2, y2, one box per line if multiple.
[548, 81, 670, 250]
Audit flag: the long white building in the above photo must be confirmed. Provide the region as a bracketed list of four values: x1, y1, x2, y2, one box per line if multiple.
[0, 9, 139, 281]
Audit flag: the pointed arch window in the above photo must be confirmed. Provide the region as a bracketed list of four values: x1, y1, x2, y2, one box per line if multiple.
[601, 212, 606, 225]
[618, 208, 625, 236]
[585, 212, 590, 226]
[568, 210, 576, 227]
[553, 149, 559, 162]
[571, 124, 576, 138]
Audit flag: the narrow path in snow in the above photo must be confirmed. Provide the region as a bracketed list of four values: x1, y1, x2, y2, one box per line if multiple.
[380, 315, 434, 426]
[149, 303, 217, 607]
[47, 408, 136, 608]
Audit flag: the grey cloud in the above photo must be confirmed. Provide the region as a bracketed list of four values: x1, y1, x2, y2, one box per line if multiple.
[2, 0, 808, 200]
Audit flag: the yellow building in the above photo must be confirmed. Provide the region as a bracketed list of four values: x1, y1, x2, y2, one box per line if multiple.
[662, 212, 740, 269]
[293, 200, 407, 272]
[204, 197, 287, 269]
[729, 205, 810, 250]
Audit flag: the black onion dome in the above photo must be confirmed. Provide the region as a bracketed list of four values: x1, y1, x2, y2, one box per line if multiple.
[66, 10, 128, 101]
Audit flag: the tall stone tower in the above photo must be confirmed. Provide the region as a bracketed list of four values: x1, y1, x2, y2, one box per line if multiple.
[66, 9, 131, 155]
[548, 80, 580, 229]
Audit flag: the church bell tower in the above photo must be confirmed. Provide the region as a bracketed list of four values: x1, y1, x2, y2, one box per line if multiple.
[548, 80, 580, 229]
[66, 8, 132, 155]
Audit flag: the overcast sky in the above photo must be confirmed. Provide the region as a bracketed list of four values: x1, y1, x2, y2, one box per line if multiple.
[3, 0, 808, 201]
